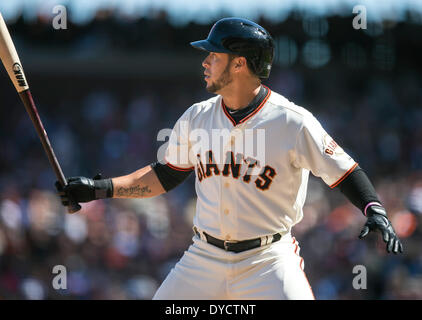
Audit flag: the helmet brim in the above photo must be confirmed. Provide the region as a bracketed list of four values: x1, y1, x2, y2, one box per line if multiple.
[190, 39, 232, 53]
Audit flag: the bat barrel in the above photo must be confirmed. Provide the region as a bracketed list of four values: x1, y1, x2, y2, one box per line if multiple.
[0, 12, 29, 93]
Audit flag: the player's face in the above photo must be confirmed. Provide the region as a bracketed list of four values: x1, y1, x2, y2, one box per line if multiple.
[202, 52, 233, 93]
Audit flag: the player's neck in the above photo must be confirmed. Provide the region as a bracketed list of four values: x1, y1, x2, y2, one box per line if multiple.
[220, 80, 261, 111]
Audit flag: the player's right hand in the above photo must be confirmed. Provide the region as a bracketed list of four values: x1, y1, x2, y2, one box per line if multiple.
[55, 174, 113, 206]
[359, 205, 404, 254]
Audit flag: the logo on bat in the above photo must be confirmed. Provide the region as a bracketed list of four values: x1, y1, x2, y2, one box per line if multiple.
[12, 62, 27, 87]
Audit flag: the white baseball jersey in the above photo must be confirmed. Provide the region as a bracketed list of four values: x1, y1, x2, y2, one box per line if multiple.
[162, 86, 357, 241]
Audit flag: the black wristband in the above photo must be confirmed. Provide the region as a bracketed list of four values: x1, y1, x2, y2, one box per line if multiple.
[93, 178, 114, 199]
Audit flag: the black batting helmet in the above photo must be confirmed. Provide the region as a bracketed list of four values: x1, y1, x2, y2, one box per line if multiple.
[190, 17, 274, 79]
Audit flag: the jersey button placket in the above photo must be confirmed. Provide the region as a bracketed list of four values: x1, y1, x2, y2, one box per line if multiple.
[230, 126, 245, 240]
[220, 125, 241, 240]
[220, 162, 236, 238]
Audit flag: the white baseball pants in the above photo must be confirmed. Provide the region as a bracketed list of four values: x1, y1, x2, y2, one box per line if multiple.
[153, 232, 315, 300]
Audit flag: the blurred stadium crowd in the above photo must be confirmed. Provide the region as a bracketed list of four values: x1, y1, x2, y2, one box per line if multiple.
[0, 8, 422, 299]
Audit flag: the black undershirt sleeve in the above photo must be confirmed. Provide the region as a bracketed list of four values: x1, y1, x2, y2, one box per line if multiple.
[337, 165, 381, 213]
[151, 161, 193, 192]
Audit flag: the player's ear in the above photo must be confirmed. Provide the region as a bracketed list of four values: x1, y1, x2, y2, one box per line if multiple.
[233, 57, 247, 72]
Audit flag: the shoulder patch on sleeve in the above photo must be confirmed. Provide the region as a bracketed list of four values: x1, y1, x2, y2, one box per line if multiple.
[323, 134, 345, 156]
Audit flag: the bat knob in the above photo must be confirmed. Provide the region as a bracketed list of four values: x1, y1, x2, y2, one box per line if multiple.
[67, 195, 82, 214]
[67, 203, 82, 214]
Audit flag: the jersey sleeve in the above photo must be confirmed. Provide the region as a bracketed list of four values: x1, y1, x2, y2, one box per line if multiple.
[160, 108, 195, 171]
[291, 113, 358, 188]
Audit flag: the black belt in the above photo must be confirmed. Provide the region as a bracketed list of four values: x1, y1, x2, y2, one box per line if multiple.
[194, 228, 282, 253]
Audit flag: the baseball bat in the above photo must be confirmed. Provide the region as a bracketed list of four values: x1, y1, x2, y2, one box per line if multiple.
[0, 12, 81, 213]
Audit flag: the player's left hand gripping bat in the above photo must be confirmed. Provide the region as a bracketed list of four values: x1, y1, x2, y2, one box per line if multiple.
[0, 12, 81, 213]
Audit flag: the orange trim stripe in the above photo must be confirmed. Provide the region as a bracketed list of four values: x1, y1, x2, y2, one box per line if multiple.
[239, 86, 271, 124]
[166, 162, 194, 172]
[329, 162, 358, 189]
[221, 100, 237, 126]
[221, 85, 271, 126]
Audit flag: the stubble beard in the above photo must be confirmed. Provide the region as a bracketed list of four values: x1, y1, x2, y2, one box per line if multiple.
[206, 61, 233, 94]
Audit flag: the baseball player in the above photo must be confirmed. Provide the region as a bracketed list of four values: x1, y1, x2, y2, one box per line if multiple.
[56, 17, 403, 300]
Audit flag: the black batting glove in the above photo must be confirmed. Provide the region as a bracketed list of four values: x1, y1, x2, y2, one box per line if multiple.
[359, 205, 404, 254]
[55, 174, 113, 207]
